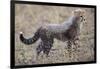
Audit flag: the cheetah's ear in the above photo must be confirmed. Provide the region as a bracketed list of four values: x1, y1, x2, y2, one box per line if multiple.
[82, 10, 86, 15]
[72, 9, 80, 15]
[72, 10, 76, 14]
[72, 10, 79, 16]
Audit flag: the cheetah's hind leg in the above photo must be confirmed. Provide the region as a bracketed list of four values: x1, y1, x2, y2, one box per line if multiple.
[36, 41, 43, 60]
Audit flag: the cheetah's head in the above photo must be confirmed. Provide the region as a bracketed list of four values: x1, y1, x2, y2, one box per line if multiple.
[72, 9, 86, 22]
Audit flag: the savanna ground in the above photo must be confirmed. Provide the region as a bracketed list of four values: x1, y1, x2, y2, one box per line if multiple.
[15, 4, 95, 65]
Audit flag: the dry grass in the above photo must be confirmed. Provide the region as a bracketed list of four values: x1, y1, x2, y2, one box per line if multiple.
[15, 4, 95, 65]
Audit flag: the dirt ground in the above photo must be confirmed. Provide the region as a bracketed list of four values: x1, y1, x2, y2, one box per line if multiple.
[15, 4, 95, 65]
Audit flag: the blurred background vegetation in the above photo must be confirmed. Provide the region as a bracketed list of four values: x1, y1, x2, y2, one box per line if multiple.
[15, 4, 95, 65]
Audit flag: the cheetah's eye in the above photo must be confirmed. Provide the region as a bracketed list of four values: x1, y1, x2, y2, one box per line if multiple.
[80, 16, 82, 17]
[80, 16, 84, 22]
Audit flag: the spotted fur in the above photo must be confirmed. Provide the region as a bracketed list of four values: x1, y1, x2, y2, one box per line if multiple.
[20, 9, 85, 57]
